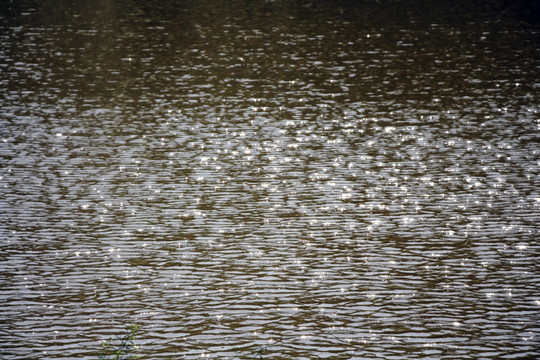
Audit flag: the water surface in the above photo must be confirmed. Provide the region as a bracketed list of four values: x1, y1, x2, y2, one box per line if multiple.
[1, 1, 539, 359]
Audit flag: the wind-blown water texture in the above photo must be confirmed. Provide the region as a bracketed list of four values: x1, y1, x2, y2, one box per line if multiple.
[1, 1, 539, 359]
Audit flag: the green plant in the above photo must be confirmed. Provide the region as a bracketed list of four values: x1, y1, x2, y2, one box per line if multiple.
[241, 344, 268, 360]
[98, 324, 140, 360]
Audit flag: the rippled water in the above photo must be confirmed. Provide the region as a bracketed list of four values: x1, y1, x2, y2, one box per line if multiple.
[1, 1, 539, 359]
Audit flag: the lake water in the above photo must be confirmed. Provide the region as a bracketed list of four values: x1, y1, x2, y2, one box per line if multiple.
[1, 0, 539, 359]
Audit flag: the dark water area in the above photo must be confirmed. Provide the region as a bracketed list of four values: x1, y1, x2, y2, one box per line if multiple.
[1, 0, 539, 359]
